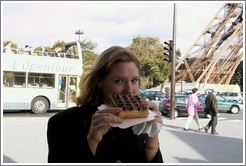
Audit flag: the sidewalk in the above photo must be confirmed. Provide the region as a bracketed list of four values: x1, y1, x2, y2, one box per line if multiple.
[2, 116, 244, 164]
[158, 117, 244, 163]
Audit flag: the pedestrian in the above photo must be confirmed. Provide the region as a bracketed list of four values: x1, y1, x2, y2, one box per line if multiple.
[47, 46, 164, 163]
[41, 46, 48, 56]
[183, 87, 203, 131]
[24, 45, 31, 55]
[204, 89, 219, 135]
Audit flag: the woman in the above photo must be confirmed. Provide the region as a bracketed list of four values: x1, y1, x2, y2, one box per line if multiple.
[183, 88, 203, 131]
[47, 46, 163, 163]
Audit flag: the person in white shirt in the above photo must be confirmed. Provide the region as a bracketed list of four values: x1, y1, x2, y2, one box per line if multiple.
[24, 45, 31, 55]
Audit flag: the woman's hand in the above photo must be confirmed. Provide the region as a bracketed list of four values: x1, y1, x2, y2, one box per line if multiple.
[142, 101, 163, 161]
[87, 107, 123, 155]
[87, 107, 123, 144]
[143, 101, 163, 125]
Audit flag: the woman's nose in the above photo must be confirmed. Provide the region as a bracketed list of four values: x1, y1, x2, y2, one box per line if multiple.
[123, 83, 133, 95]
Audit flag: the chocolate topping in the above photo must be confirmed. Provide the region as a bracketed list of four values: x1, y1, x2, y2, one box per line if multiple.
[109, 94, 147, 111]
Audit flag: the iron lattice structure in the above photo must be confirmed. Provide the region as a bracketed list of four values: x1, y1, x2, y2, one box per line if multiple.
[175, 3, 243, 87]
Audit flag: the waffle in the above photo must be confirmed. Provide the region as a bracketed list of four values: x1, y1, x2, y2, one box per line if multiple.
[109, 94, 149, 119]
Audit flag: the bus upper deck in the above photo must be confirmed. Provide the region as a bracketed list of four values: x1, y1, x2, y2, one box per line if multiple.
[3, 41, 82, 59]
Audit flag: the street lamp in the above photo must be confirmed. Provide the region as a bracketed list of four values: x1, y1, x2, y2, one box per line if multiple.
[170, 3, 176, 120]
[75, 29, 84, 42]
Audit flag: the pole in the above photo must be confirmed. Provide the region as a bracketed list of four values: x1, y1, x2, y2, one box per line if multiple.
[75, 30, 84, 42]
[170, 3, 176, 120]
[181, 81, 183, 94]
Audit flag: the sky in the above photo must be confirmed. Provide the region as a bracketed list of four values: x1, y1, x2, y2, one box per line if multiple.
[1, 1, 224, 56]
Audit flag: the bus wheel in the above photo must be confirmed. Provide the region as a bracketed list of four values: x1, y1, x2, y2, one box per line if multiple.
[31, 97, 49, 114]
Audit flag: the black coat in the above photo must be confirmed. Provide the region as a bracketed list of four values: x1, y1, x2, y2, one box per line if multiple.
[47, 105, 163, 163]
[205, 93, 218, 114]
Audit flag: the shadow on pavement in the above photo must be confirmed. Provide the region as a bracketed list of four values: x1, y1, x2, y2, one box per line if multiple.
[162, 124, 243, 163]
[3, 155, 17, 163]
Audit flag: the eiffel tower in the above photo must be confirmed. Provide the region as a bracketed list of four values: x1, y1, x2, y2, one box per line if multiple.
[175, 3, 243, 90]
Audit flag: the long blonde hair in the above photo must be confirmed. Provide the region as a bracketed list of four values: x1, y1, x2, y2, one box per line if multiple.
[75, 46, 140, 106]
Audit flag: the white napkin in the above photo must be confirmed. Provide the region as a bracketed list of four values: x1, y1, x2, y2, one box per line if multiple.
[132, 121, 163, 137]
[98, 104, 156, 129]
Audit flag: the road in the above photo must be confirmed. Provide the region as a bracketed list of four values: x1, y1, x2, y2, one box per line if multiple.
[2, 101, 244, 163]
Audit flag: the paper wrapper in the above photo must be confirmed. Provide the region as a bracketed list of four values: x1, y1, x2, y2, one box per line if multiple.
[132, 122, 163, 137]
[98, 104, 156, 129]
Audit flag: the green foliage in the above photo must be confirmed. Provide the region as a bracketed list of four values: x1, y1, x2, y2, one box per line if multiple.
[230, 61, 243, 91]
[127, 36, 171, 88]
[3, 41, 18, 49]
[80, 40, 97, 50]
[175, 48, 182, 64]
[52, 40, 66, 50]
[82, 50, 99, 74]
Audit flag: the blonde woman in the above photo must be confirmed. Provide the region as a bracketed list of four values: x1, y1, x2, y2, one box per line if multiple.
[47, 46, 163, 163]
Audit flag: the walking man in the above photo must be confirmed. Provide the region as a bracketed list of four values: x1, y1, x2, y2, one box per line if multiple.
[204, 89, 219, 135]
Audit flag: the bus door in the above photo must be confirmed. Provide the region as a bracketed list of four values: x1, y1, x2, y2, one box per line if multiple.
[57, 75, 78, 108]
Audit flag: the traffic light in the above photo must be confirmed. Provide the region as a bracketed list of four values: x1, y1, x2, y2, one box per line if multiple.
[164, 87, 170, 98]
[163, 40, 173, 62]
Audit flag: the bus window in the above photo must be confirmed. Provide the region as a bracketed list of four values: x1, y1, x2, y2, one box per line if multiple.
[27, 73, 55, 88]
[3, 71, 13, 87]
[3, 71, 25, 87]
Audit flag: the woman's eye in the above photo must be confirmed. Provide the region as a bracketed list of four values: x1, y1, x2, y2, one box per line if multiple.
[115, 79, 123, 84]
[132, 78, 139, 83]
[114, 78, 139, 84]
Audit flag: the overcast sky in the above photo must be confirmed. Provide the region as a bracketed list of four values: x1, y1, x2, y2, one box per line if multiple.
[2, 1, 224, 55]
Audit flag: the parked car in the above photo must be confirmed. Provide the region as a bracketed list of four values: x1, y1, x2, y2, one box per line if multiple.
[138, 88, 146, 94]
[182, 89, 203, 95]
[158, 95, 208, 118]
[198, 94, 243, 114]
[158, 97, 172, 115]
[142, 90, 164, 101]
[137, 90, 145, 99]
[219, 92, 243, 104]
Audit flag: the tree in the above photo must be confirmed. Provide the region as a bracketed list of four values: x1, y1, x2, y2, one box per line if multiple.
[127, 36, 171, 89]
[2, 41, 18, 49]
[230, 60, 243, 91]
[80, 40, 97, 51]
[52, 40, 66, 50]
[175, 48, 182, 64]
[82, 50, 98, 74]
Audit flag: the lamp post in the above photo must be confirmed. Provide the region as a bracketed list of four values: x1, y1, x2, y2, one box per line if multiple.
[75, 29, 84, 42]
[170, 3, 176, 120]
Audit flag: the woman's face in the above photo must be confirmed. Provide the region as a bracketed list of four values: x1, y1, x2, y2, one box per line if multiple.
[98, 62, 140, 104]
